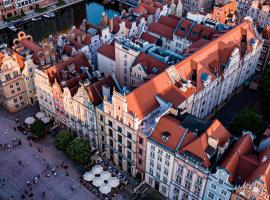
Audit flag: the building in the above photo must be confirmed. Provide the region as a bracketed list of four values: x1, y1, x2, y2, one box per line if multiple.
[247, 1, 270, 28]
[0, 48, 29, 112]
[170, 0, 183, 17]
[182, 0, 213, 15]
[34, 53, 115, 148]
[97, 44, 116, 77]
[220, 133, 270, 200]
[147, 14, 217, 54]
[0, 0, 54, 21]
[211, 1, 237, 25]
[169, 118, 231, 200]
[257, 25, 270, 71]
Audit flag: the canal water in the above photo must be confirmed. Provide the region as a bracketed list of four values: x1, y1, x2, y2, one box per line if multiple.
[0, 1, 119, 45]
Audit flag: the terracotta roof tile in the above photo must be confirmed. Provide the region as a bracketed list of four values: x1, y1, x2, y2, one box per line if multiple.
[148, 22, 174, 40]
[140, 32, 158, 44]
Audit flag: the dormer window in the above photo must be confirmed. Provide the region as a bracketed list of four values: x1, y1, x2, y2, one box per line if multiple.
[161, 131, 171, 142]
[180, 27, 185, 32]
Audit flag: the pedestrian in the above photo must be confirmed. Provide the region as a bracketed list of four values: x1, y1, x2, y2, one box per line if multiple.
[37, 174, 40, 179]
[21, 194, 25, 199]
[66, 172, 69, 176]
[42, 192, 46, 199]
[18, 160, 22, 165]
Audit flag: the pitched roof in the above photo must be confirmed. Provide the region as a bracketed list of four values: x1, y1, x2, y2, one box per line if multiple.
[125, 20, 260, 120]
[133, 52, 169, 74]
[97, 44, 115, 61]
[148, 22, 174, 40]
[180, 119, 231, 168]
[85, 76, 116, 106]
[150, 115, 196, 151]
[140, 32, 158, 44]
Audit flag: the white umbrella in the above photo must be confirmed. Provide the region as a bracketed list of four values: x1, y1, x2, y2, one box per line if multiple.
[100, 171, 111, 180]
[92, 165, 103, 175]
[35, 112, 45, 119]
[83, 171, 94, 181]
[99, 183, 111, 194]
[108, 177, 120, 188]
[92, 177, 104, 187]
[25, 117, 35, 125]
[41, 117, 50, 124]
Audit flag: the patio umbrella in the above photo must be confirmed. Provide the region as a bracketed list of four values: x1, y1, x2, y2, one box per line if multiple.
[99, 183, 111, 194]
[35, 112, 45, 119]
[108, 177, 120, 188]
[41, 117, 50, 124]
[100, 171, 111, 180]
[92, 177, 104, 187]
[25, 117, 35, 125]
[92, 165, 103, 175]
[83, 171, 94, 182]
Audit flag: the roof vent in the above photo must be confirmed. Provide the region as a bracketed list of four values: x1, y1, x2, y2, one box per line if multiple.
[161, 131, 171, 142]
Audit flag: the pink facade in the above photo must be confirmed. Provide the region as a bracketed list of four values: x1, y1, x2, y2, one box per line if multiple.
[136, 130, 147, 180]
[52, 83, 66, 125]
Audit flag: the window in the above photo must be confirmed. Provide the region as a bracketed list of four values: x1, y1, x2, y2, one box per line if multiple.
[211, 184, 216, 190]
[9, 84, 13, 88]
[127, 140, 132, 150]
[139, 148, 143, 155]
[182, 192, 189, 200]
[118, 145, 122, 154]
[109, 129, 113, 137]
[150, 145, 155, 151]
[195, 176, 202, 185]
[127, 150, 132, 159]
[127, 132, 132, 139]
[186, 170, 193, 180]
[165, 159, 169, 166]
[158, 149, 163, 155]
[221, 189, 227, 196]
[150, 151, 155, 158]
[157, 155, 162, 162]
[13, 71, 18, 77]
[161, 185, 166, 194]
[148, 177, 153, 185]
[99, 114, 104, 121]
[208, 192, 214, 199]
[109, 139, 114, 147]
[218, 179, 224, 184]
[156, 172, 160, 179]
[164, 168, 169, 175]
[118, 135, 122, 143]
[194, 186, 201, 196]
[177, 165, 183, 174]
[5, 74, 11, 80]
[138, 159, 142, 165]
[157, 163, 161, 171]
[163, 176, 167, 183]
[139, 137, 143, 145]
[124, 60, 127, 66]
[149, 168, 153, 175]
[108, 120, 112, 127]
[184, 180, 191, 190]
[117, 126, 122, 133]
[176, 173, 182, 184]
[13, 98, 17, 103]
[150, 159, 154, 167]
[165, 154, 170, 159]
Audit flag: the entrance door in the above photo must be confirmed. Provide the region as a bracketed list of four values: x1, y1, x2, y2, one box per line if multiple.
[155, 181, 159, 190]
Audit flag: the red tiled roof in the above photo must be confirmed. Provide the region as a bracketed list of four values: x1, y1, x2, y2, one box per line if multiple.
[133, 52, 168, 74]
[140, 32, 158, 44]
[180, 119, 231, 168]
[150, 115, 196, 151]
[148, 22, 174, 40]
[126, 20, 260, 119]
[159, 15, 180, 29]
[97, 44, 115, 61]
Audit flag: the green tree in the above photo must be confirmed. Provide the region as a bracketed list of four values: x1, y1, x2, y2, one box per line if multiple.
[258, 65, 270, 121]
[54, 130, 74, 151]
[230, 108, 265, 136]
[30, 120, 45, 138]
[66, 138, 91, 164]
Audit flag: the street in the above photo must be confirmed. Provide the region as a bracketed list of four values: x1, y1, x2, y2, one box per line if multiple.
[0, 105, 98, 200]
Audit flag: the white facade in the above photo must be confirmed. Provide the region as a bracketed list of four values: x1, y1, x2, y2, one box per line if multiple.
[97, 53, 115, 77]
[145, 140, 175, 197]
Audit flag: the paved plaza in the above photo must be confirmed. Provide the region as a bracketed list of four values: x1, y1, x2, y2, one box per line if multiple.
[0, 105, 98, 200]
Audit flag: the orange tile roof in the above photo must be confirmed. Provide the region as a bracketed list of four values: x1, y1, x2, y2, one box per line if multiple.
[126, 20, 260, 120]
[150, 115, 196, 151]
[180, 119, 231, 168]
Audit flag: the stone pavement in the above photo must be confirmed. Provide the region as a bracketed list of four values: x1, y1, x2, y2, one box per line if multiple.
[0, 105, 98, 200]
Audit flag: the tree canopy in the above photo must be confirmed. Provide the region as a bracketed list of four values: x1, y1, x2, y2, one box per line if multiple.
[230, 108, 265, 136]
[66, 138, 91, 164]
[54, 130, 74, 151]
[30, 120, 45, 138]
